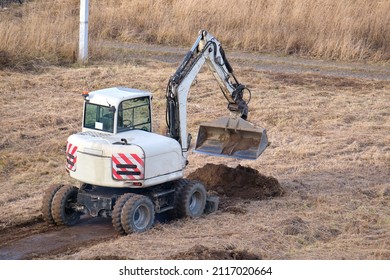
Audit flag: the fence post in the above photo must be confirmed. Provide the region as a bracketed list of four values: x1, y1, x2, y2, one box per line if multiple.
[79, 0, 89, 63]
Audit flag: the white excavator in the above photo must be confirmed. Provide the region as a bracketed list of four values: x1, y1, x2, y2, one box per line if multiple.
[41, 30, 268, 234]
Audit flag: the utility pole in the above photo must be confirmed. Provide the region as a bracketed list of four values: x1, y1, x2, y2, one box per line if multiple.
[79, 0, 89, 62]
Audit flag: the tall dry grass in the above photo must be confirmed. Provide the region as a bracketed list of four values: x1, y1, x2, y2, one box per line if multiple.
[0, 0, 389, 66]
[0, 0, 79, 66]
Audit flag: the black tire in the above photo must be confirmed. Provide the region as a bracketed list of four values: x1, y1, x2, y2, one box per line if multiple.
[121, 195, 155, 234]
[112, 193, 133, 235]
[51, 185, 80, 226]
[173, 179, 190, 193]
[166, 179, 190, 220]
[176, 181, 207, 218]
[41, 184, 64, 224]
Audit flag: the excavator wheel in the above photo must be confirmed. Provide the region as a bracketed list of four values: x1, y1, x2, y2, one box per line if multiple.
[167, 179, 191, 219]
[111, 193, 134, 235]
[51, 185, 81, 226]
[176, 180, 207, 218]
[121, 195, 155, 234]
[41, 184, 64, 225]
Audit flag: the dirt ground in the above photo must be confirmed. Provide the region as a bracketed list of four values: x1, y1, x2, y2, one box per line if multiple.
[0, 44, 389, 260]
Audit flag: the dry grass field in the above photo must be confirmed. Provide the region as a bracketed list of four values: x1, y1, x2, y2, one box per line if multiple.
[0, 52, 389, 259]
[0, 0, 389, 67]
[0, 0, 389, 260]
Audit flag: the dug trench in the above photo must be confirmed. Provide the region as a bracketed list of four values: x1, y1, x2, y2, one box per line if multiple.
[0, 164, 283, 259]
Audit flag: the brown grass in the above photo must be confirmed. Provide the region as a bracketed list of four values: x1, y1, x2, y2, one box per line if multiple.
[0, 55, 389, 259]
[0, 0, 389, 66]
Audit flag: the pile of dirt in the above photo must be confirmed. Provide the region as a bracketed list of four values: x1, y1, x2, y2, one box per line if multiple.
[171, 245, 261, 260]
[187, 163, 284, 200]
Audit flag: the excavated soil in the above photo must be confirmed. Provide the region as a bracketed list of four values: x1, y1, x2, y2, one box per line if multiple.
[187, 163, 284, 200]
[220, 133, 260, 156]
[171, 245, 261, 260]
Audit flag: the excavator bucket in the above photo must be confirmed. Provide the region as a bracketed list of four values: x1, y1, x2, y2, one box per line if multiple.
[194, 117, 268, 160]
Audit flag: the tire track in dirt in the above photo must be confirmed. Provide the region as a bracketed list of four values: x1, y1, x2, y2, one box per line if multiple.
[0, 217, 48, 247]
[0, 217, 117, 259]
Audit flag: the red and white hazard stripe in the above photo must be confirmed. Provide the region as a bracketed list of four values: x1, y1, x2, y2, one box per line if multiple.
[66, 142, 78, 172]
[112, 153, 144, 180]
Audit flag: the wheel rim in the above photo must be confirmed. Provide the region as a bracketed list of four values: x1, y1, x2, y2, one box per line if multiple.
[189, 190, 203, 215]
[133, 204, 151, 230]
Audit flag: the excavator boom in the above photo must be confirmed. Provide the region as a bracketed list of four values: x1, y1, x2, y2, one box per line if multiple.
[166, 30, 268, 160]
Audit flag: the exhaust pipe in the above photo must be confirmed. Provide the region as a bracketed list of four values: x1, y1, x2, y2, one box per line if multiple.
[194, 117, 268, 160]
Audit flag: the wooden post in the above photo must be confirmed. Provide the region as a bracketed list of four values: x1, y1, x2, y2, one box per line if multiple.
[79, 0, 89, 62]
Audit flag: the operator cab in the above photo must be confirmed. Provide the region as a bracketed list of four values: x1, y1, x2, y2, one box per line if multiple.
[82, 87, 152, 134]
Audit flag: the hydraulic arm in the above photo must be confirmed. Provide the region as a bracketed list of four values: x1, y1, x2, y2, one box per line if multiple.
[165, 30, 268, 160]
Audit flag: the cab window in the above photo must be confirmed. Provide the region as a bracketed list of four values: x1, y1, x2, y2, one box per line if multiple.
[84, 103, 114, 133]
[117, 97, 151, 132]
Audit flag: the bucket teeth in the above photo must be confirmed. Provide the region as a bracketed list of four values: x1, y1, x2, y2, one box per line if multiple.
[194, 117, 268, 160]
